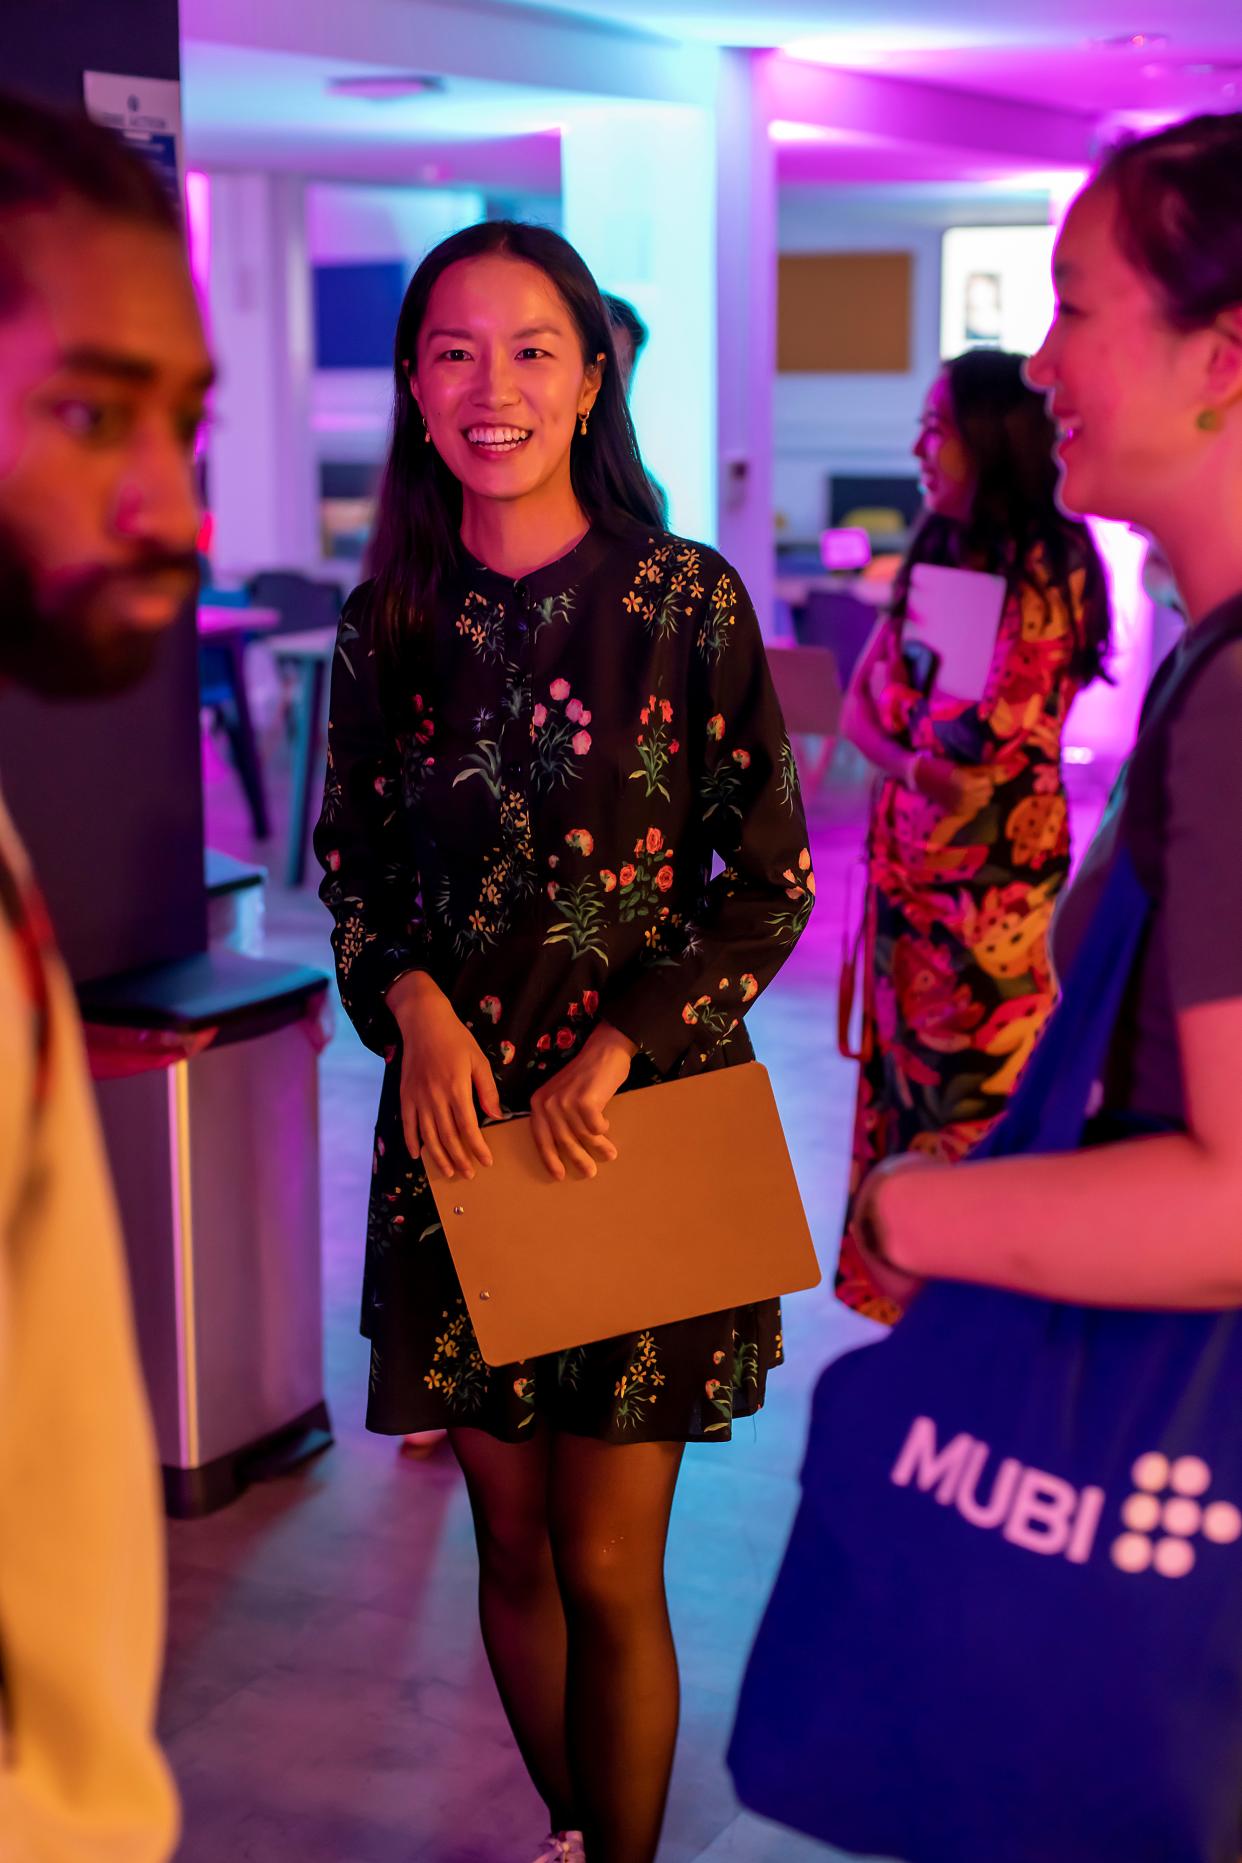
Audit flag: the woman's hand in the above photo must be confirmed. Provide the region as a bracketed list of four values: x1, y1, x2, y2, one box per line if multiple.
[386, 971, 501, 1180]
[530, 1021, 637, 1181]
[909, 752, 972, 813]
[851, 1154, 945, 1311]
[867, 640, 900, 710]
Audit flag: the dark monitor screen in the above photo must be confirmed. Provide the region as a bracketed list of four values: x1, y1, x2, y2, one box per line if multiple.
[827, 474, 924, 529]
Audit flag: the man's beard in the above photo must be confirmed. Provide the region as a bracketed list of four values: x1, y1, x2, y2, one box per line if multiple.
[0, 525, 197, 699]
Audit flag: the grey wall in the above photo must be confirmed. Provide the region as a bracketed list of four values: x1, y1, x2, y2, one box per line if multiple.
[0, 0, 207, 985]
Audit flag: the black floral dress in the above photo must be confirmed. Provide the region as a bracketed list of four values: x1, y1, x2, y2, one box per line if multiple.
[314, 521, 814, 1443]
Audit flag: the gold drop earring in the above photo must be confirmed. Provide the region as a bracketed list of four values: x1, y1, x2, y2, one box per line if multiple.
[579, 408, 591, 437]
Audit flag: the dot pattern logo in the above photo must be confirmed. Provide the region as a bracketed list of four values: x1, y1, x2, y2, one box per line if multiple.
[1110, 1453, 1242, 1577]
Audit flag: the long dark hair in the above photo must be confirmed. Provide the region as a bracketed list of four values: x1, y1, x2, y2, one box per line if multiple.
[368, 220, 662, 661]
[1094, 112, 1242, 332]
[896, 349, 1111, 684]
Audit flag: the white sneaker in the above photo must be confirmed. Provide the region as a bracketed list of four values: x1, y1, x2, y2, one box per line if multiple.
[530, 1833, 585, 1863]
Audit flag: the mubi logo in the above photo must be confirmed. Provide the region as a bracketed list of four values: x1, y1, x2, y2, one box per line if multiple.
[891, 1419, 1242, 1577]
[1110, 1453, 1242, 1577]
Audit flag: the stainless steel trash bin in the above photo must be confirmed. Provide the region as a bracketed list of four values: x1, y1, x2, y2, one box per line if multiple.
[81, 952, 333, 1517]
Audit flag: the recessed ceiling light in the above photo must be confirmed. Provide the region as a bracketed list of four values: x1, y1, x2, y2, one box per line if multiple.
[328, 74, 444, 101]
[768, 120, 836, 143]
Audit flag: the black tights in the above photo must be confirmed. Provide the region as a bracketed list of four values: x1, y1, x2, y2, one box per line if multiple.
[450, 1426, 685, 1863]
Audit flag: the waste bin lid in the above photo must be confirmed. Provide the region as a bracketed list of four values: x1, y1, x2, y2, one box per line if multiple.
[205, 846, 267, 899]
[79, 949, 328, 1034]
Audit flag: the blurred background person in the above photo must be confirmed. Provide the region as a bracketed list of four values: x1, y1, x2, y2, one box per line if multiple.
[605, 291, 667, 523]
[0, 89, 211, 1859]
[836, 348, 1111, 1323]
[603, 292, 648, 394]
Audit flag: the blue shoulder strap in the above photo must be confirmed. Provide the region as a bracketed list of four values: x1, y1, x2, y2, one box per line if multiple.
[974, 604, 1242, 1162]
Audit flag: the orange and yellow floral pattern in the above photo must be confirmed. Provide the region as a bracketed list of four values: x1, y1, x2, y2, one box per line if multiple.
[837, 550, 1085, 1323]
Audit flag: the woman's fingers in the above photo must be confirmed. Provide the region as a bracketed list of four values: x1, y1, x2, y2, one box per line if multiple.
[415, 1103, 457, 1180]
[401, 1098, 422, 1163]
[529, 1099, 565, 1181]
[544, 1101, 599, 1179]
[566, 1101, 618, 1162]
[427, 1091, 476, 1179]
[453, 1084, 495, 1171]
[472, 1056, 502, 1123]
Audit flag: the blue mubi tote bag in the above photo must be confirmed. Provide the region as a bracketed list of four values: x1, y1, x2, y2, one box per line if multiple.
[729, 620, 1242, 1863]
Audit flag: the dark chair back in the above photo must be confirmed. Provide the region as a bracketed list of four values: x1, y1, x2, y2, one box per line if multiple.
[247, 571, 344, 636]
[797, 590, 877, 687]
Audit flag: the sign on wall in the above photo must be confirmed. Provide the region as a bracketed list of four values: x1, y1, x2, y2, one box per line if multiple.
[83, 70, 183, 207]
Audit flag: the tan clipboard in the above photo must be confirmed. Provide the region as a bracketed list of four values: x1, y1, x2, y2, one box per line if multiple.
[426, 1062, 821, 1367]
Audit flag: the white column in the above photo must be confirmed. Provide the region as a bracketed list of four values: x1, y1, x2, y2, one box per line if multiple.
[206, 171, 319, 580]
[714, 49, 777, 633]
[561, 102, 717, 548]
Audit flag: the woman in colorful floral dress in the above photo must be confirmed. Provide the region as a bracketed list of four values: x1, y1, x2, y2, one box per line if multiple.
[836, 349, 1111, 1324]
[314, 222, 812, 1863]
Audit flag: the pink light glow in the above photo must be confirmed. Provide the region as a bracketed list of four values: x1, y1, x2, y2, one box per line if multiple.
[1043, 172, 1154, 764]
[1070, 518, 1152, 762]
[185, 169, 211, 313]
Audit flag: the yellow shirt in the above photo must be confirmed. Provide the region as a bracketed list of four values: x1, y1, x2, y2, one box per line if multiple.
[0, 796, 178, 1861]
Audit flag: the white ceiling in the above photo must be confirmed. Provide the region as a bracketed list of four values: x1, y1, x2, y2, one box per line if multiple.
[181, 0, 1242, 194]
[182, 44, 566, 190]
[484, 0, 1242, 114]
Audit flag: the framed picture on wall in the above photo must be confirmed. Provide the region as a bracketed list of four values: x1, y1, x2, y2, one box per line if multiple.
[941, 226, 1056, 358]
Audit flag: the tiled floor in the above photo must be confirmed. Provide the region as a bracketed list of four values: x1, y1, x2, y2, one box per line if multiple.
[164, 713, 1107, 1861]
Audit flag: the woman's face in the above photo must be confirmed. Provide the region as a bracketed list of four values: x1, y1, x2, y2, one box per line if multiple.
[1024, 183, 1217, 527]
[913, 374, 975, 521]
[411, 254, 602, 508]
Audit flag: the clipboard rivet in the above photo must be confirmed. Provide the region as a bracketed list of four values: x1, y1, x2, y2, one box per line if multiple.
[453, 1205, 465, 1215]
[479, 1290, 491, 1300]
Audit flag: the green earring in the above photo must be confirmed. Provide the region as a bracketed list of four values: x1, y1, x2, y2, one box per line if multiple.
[1196, 408, 1222, 432]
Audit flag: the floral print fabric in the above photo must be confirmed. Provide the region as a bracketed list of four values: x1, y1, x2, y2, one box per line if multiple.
[836, 549, 1086, 1324]
[315, 521, 812, 1441]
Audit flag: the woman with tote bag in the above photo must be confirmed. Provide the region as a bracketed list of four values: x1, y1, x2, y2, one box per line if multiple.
[731, 111, 1242, 1863]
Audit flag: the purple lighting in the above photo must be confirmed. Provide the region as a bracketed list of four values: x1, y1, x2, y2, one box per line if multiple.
[185, 169, 211, 315]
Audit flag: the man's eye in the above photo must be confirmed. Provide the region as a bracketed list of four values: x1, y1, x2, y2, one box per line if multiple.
[55, 399, 129, 442]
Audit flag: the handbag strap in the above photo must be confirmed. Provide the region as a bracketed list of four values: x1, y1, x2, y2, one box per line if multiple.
[837, 860, 876, 1062]
[975, 602, 1242, 1163]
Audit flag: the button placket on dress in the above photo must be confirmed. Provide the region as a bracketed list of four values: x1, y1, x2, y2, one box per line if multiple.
[501, 579, 537, 884]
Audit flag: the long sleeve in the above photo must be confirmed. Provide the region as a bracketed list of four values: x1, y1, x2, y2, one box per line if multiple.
[314, 588, 431, 1057]
[881, 555, 1082, 769]
[0, 868, 178, 1861]
[604, 562, 815, 1074]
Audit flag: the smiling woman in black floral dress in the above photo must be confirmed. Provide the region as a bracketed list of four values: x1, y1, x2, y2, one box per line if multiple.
[313, 222, 812, 1863]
